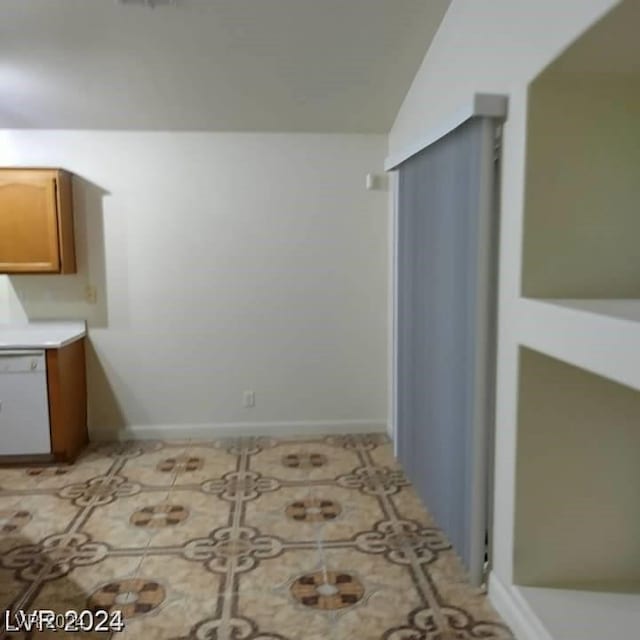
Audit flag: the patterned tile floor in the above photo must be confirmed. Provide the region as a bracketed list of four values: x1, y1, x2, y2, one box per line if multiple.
[0, 434, 513, 639]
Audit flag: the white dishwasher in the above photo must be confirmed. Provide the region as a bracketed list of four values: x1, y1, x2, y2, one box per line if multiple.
[0, 350, 52, 455]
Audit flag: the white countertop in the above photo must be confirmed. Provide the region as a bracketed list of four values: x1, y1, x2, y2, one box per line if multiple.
[0, 321, 87, 349]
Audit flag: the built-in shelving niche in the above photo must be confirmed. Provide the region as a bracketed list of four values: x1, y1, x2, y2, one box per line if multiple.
[508, 2, 640, 636]
[515, 2, 640, 597]
[521, 0, 640, 300]
[514, 348, 640, 594]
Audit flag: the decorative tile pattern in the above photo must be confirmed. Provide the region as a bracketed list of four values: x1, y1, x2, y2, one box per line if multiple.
[290, 571, 365, 609]
[281, 453, 328, 469]
[285, 498, 341, 522]
[0, 511, 31, 535]
[88, 578, 165, 618]
[0, 435, 512, 639]
[130, 505, 189, 528]
[156, 456, 203, 474]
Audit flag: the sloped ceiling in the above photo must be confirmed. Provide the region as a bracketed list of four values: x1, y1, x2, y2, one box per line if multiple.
[0, 0, 451, 132]
[546, 0, 640, 75]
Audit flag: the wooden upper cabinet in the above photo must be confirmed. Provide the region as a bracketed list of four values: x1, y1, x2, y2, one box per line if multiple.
[0, 168, 76, 274]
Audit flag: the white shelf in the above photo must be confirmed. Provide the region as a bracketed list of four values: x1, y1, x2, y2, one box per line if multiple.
[516, 299, 640, 391]
[518, 586, 640, 640]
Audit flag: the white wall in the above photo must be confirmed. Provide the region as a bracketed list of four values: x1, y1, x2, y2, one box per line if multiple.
[387, 0, 621, 635]
[0, 131, 388, 441]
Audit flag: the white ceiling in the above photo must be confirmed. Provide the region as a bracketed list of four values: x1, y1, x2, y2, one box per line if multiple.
[0, 0, 451, 132]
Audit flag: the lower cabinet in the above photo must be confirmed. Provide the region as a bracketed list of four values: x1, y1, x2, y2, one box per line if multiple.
[0, 338, 87, 463]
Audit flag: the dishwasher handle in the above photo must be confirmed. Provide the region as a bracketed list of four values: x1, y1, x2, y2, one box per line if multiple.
[0, 351, 46, 373]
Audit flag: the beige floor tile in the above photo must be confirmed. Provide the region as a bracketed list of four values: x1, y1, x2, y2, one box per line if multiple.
[240, 588, 334, 640]
[250, 441, 360, 483]
[368, 441, 399, 468]
[334, 586, 422, 640]
[0, 494, 80, 553]
[81, 491, 173, 549]
[0, 434, 512, 639]
[429, 576, 513, 638]
[27, 555, 220, 639]
[118, 446, 190, 488]
[168, 444, 239, 486]
[0, 466, 60, 492]
[47, 556, 144, 596]
[80, 440, 156, 462]
[245, 484, 385, 543]
[0, 460, 112, 492]
[236, 549, 323, 595]
[135, 554, 222, 601]
[138, 490, 231, 547]
[118, 596, 217, 639]
[320, 547, 421, 597]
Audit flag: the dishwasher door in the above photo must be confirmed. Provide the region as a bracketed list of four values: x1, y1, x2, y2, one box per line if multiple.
[0, 351, 51, 455]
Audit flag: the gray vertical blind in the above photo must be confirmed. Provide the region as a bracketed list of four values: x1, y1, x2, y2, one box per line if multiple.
[396, 116, 499, 585]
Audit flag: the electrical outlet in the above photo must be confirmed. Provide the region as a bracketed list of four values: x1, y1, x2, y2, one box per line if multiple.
[85, 284, 98, 305]
[243, 390, 255, 408]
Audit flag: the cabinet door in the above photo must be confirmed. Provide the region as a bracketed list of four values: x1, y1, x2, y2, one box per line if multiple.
[0, 170, 61, 272]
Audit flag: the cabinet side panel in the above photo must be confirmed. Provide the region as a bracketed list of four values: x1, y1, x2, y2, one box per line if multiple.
[55, 170, 77, 274]
[46, 339, 88, 462]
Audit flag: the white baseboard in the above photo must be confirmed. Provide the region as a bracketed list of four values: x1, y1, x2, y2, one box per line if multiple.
[112, 419, 387, 442]
[488, 572, 553, 640]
